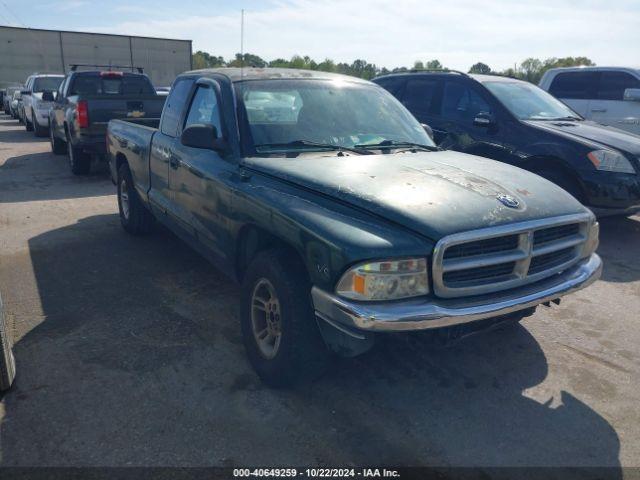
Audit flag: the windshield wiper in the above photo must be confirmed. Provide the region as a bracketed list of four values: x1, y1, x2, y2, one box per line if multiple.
[354, 140, 440, 152]
[529, 115, 582, 121]
[254, 140, 373, 155]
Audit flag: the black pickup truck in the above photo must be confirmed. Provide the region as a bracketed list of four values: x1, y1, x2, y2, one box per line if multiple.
[49, 66, 166, 175]
[107, 68, 602, 386]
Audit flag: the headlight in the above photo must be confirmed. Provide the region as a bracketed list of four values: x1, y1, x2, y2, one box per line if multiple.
[336, 258, 429, 301]
[582, 221, 599, 257]
[587, 150, 635, 174]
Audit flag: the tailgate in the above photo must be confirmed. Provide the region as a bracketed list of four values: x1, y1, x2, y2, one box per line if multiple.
[86, 95, 166, 128]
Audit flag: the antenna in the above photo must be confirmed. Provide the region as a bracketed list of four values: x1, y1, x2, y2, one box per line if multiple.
[240, 9, 245, 79]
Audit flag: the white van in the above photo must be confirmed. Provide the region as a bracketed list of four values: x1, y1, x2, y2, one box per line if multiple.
[539, 67, 640, 136]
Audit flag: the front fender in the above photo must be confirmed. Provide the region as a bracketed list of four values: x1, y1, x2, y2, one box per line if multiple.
[231, 174, 433, 291]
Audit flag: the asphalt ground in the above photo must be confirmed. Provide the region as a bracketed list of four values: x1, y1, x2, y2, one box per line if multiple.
[0, 114, 639, 472]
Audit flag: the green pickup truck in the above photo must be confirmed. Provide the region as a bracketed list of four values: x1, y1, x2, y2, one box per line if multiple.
[107, 68, 602, 386]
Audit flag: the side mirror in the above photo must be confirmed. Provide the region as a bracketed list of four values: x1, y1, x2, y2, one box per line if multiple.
[180, 124, 226, 151]
[421, 123, 434, 141]
[41, 91, 55, 102]
[20, 90, 31, 96]
[473, 112, 494, 127]
[623, 88, 640, 102]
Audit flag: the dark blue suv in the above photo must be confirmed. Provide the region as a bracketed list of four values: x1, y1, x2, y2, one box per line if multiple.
[373, 71, 640, 216]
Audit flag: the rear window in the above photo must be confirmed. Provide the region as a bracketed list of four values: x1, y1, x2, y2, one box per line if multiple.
[32, 77, 63, 93]
[69, 74, 155, 96]
[548, 71, 598, 99]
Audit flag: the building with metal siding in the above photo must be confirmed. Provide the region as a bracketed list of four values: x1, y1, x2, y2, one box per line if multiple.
[0, 26, 192, 88]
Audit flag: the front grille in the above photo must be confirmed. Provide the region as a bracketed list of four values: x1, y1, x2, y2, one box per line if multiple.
[528, 247, 575, 275]
[444, 235, 519, 259]
[432, 215, 592, 298]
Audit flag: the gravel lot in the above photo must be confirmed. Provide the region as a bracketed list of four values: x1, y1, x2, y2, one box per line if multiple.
[0, 113, 639, 470]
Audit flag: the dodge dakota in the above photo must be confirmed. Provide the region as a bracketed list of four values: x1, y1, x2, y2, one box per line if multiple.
[107, 68, 602, 386]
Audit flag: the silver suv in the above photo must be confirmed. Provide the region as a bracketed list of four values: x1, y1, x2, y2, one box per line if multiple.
[21, 74, 64, 136]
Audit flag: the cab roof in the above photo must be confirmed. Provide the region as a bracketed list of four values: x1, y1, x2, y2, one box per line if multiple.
[183, 67, 371, 84]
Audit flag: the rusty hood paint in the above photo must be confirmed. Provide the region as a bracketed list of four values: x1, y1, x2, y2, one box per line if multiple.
[243, 150, 589, 240]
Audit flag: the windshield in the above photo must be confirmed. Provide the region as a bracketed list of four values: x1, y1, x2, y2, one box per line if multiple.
[484, 81, 581, 120]
[235, 79, 434, 154]
[70, 74, 155, 95]
[33, 77, 63, 93]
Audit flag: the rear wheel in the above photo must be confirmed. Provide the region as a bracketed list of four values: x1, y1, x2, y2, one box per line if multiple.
[241, 249, 330, 387]
[117, 163, 154, 235]
[67, 137, 91, 175]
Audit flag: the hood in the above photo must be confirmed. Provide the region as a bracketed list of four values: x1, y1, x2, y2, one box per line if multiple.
[525, 119, 640, 156]
[244, 151, 588, 240]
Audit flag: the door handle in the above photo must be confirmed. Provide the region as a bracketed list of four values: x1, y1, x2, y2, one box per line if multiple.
[169, 156, 180, 169]
[591, 108, 607, 113]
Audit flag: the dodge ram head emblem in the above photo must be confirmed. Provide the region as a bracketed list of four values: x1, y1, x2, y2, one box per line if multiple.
[497, 194, 520, 208]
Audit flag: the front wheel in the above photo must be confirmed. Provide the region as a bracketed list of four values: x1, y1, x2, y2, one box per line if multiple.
[67, 139, 91, 175]
[24, 112, 33, 131]
[50, 123, 66, 154]
[241, 249, 330, 387]
[117, 163, 154, 235]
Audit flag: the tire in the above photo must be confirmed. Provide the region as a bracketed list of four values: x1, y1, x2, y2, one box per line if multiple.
[25, 112, 34, 131]
[537, 169, 584, 203]
[0, 292, 16, 391]
[67, 137, 91, 175]
[49, 123, 66, 154]
[117, 163, 154, 235]
[33, 114, 48, 137]
[241, 248, 330, 387]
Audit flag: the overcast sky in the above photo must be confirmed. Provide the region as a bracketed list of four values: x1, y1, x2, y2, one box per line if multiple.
[1, 0, 638, 71]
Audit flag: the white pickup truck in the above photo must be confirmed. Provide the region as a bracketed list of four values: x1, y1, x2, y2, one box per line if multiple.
[540, 67, 640, 136]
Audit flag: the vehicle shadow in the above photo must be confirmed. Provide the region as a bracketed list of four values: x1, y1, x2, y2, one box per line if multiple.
[597, 215, 640, 283]
[0, 214, 621, 473]
[0, 118, 48, 144]
[0, 152, 112, 203]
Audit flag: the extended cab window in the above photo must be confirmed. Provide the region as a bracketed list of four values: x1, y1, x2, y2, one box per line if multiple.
[441, 81, 490, 123]
[597, 71, 640, 101]
[549, 71, 598, 99]
[160, 78, 194, 137]
[402, 78, 439, 113]
[184, 85, 223, 136]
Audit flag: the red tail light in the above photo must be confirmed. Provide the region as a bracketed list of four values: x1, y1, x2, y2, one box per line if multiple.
[100, 71, 123, 78]
[77, 100, 89, 128]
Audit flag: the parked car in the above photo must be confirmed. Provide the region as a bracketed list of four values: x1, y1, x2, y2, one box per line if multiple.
[107, 67, 602, 386]
[539, 67, 640, 136]
[0, 89, 4, 111]
[21, 73, 64, 136]
[49, 66, 166, 175]
[374, 71, 640, 217]
[10, 90, 22, 121]
[3, 86, 20, 115]
[0, 290, 16, 391]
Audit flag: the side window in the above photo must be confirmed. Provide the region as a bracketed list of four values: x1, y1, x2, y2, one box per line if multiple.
[441, 81, 490, 123]
[160, 78, 194, 137]
[376, 77, 405, 97]
[549, 72, 598, 99]
[58, 77, 68, 99]
[402, 78, 439, 113]
[184, 85, 223, 137]
[597, 71, 640, 101]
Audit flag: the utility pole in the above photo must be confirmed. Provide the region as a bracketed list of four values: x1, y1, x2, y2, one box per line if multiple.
[240, 9, 244, 78]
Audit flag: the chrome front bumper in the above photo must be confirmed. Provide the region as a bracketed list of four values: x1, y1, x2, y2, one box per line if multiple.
[312, 254, 602, 333]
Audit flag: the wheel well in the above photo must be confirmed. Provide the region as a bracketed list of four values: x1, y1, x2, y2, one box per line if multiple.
[115, 152, 128, 174]
[235, 226, 307, 282]
[520, 156, 586, 202]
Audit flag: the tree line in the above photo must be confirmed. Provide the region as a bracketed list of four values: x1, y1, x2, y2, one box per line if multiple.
[192, 51, 594, 84]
